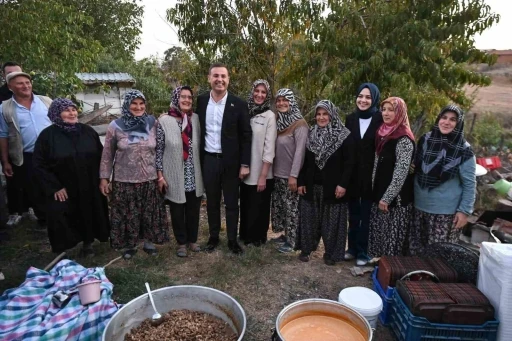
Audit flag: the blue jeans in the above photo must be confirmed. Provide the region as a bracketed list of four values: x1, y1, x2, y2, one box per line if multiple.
[347, 198, 372, 260]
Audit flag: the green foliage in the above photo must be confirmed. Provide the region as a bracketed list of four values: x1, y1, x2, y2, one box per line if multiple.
[95, 54, 172, 115]
[467, 113, 504, 148]
[0, 0, 143, 98]
[167, 0, 499, 122]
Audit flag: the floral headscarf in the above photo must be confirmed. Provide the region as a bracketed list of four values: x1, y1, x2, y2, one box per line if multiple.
[168, 86, 194, 160]
[376, 97, 415, 155]
[275, 88, 304, 132]
[47, 98, 79, 132]
[247, 79, 271, 118]
[115, 89, 156, 143]
[416, 105, 474, 189]
[307, 100, 351, 170]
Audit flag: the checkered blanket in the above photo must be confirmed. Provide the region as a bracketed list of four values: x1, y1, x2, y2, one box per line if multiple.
[0, 259, 120, 341]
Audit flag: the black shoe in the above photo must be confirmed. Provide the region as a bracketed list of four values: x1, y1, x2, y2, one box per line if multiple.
[228, 240, 244, 255]
[143, 247, 158, 256]
[299, 251, 310, 262]
[205, 237, 220, 252]
[252, 240, 262, 247]
[323, 253, 335, 266]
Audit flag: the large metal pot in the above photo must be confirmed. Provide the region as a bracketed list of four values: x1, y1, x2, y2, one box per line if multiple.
[272, 299, 373, 341]
[102, 285, 246, 341]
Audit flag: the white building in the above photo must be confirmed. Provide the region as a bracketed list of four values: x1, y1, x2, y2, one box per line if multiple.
[75, 73, 135, 116]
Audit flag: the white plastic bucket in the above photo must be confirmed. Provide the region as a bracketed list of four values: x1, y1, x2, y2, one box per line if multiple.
[77, 280, 102, 305]
[338, 287, 382, 329]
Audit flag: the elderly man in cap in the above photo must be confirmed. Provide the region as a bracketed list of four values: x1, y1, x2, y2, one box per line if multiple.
[0, 71, 52, 228]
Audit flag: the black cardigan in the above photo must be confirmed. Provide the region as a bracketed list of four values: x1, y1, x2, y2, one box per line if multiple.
[298, 134, 356, 203]
[344, 111, 383, 200]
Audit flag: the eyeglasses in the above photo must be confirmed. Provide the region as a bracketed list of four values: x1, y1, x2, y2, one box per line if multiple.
[179, 95, 193, 100]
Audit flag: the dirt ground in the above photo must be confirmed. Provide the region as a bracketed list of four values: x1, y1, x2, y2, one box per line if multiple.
[465, 66, 512, 120]
[0, 206, 395, 341]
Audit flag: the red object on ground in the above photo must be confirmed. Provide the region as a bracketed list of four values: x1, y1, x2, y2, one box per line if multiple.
[476, 156, 501, 170]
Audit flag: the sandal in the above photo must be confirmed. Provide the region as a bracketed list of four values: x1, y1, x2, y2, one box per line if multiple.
[123, 248, 137, 260]
[188, 243, 201, 252]
[176, 245, 187, 258]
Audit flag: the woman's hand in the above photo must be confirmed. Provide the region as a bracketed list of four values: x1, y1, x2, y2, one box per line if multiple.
[378, 200, 389, 213]
[298, 186, 307, 196]
[335, 186, 346, 199]
[158, 177, 168, 194]
[288, 176, 298, 192]
[257, 176, 266, 192]
[453, 212, 468, 229]
[54, 188, 68, 202]
[99, 179, 110, 197]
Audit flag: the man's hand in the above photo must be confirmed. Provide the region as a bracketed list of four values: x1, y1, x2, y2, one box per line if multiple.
[239, 166, 250, 180]
[288, 176, 298, 192]
[54, 188, 68, 202]
[298, 186, 306, 195]
[2, 162, 13, 177]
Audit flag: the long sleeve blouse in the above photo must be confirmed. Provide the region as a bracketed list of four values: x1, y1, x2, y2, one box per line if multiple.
[99, 120, 161, 183]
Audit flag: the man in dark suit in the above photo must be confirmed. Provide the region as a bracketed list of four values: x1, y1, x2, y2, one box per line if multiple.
[197, 63, 252, 254]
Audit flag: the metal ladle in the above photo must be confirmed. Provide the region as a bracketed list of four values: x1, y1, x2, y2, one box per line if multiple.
[145, 282, 163, 325]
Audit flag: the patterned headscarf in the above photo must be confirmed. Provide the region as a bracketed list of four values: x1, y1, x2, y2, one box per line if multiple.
[247, 79, 271, 118]
[307, 100, 351, 170]
[114, 89, 156, 143]
[168, 86, 194, 160]
[416, 105, 474, 189]
[355, 83, 381, 119]
[376, 97, 415, 155]
[47, 98, 79, 132]
[275, 88, 304, 132]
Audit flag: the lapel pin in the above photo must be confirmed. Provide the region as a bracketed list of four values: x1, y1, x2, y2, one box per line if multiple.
[231, 103, 234, 107]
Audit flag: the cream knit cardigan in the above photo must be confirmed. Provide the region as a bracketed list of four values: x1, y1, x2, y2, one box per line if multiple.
[158, 113, 204, 203]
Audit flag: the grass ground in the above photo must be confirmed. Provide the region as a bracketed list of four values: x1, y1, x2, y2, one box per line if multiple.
[0, 207, 395, 341]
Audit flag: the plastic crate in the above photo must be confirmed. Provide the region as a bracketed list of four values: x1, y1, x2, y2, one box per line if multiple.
[390, 289, 499, 341]
[372, 267, 394, 325]
[476, 156, 501, 170]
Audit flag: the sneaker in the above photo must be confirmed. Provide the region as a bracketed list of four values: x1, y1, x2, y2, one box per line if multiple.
[277, 243, 294, 253]
[356, 258, 368, 266]
[270, 235, 287, 244]
[6, 214, 21, 226]
[344, 252, 356, 261]
[22, 208, 38, 222]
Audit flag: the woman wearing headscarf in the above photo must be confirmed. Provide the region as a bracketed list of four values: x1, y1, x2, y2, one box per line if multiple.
[296, 100, 355, 264]
[271, 88, 309, 253]
[368, 97, 415, 259]
[33, 98, 109, 256]
[410, 105, 476, 253]
[99, 90, 168, 259]
[344, 83, 382, 266]
[155, 86, 204, 257]
[239, 80, 277, 246]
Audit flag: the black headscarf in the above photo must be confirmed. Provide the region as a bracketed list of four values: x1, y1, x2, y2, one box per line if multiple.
[416, 105, 474, 189]
[355, 83, 380, 119]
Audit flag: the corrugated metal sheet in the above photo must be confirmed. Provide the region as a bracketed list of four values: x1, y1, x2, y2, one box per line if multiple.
[75, 73, 135, 84]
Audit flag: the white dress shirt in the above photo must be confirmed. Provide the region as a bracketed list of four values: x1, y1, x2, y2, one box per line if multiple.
[359, 117, 372, 138]
[205, 91, 228, 153]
